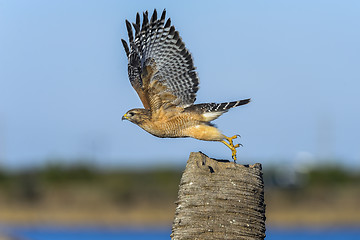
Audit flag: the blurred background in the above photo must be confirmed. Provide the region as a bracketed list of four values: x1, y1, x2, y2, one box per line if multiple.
[0, 0, 359, 239]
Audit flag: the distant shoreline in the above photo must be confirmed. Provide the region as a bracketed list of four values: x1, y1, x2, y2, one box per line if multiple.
[0, 205, 359, 228]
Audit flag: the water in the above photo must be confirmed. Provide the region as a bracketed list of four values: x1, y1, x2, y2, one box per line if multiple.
[266, 228, 360, 240]
[2, 226, 360, 240]
[1, 226, 170, 240]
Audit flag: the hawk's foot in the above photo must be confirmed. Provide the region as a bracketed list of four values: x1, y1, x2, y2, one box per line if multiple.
[221, 135, 242, 162]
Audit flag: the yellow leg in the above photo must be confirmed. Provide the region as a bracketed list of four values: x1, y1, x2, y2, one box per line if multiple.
[221, 135, 242, 162]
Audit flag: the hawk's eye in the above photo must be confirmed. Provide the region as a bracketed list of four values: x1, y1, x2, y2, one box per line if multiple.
[128, 112, 134, 117]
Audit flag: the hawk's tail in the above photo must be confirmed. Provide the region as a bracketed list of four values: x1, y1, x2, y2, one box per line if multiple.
[210, 99, 251, 112]
[184, 98, 251, 122]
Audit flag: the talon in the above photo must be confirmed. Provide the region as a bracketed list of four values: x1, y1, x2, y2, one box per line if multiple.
[232, 150, 237, 161]
[227, 135, 239, 142]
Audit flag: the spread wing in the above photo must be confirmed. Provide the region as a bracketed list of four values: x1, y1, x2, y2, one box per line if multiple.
[121, 9, 199, 111]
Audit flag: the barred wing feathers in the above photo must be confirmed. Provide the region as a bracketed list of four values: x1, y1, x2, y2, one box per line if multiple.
[121, 9, 199, 110]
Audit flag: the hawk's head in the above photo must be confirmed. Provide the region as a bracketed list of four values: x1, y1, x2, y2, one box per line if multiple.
[122, 108, 151, 125]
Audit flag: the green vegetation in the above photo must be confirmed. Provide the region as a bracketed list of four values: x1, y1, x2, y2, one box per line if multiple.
[0, 163, 359, 204]
[0, 164, 183, 206]
[307, 165, 360, 186]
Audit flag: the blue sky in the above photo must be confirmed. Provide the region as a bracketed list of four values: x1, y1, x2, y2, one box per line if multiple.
[0, 0, 359, 168]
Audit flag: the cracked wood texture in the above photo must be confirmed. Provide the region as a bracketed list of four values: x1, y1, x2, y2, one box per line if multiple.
[171, 152, 266, 240]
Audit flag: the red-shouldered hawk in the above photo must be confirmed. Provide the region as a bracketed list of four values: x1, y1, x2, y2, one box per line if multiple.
[121, 9, 250, 161]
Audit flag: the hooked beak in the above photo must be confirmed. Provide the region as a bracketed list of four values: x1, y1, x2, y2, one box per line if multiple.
[122, 114, 128, 121]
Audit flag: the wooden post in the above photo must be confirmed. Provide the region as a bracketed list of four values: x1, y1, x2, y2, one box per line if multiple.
[171, 152, 266, 240]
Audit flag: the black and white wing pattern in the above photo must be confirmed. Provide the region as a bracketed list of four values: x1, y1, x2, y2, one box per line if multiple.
[121, 9, 199, 110]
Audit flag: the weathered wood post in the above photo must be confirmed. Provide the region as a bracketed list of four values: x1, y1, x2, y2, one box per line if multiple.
[171, 152, 266, 240]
